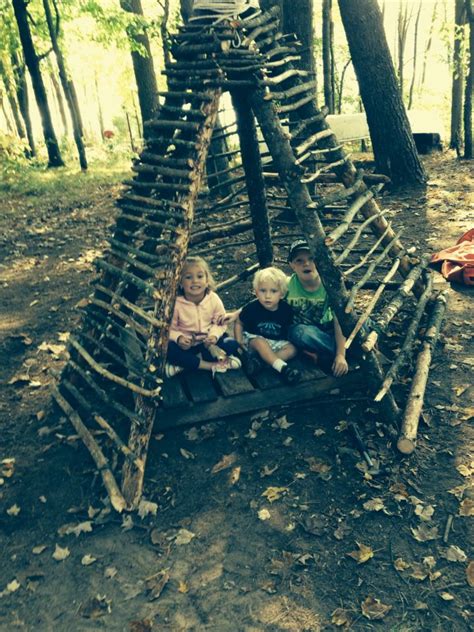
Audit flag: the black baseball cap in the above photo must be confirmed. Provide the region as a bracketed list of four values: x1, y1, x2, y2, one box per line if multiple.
[288, 239, 311, 262]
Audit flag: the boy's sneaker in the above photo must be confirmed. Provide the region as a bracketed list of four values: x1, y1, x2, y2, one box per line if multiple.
[281, 365, 301, 384]
[225, 355, 242, 370]
[241, 351, 264, 376]
[164, 363, 184, 378]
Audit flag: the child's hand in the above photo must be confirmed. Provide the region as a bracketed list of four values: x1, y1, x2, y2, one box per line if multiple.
[216, 310, 240, 326]
[177, 335, 193, 350]
[204, 335, 218, 348]
[332, 353, 348, 377]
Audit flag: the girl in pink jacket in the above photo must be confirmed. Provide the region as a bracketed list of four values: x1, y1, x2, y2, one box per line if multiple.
[165, 257, 241, 377]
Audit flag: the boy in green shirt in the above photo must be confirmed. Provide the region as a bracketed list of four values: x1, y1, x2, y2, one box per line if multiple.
[287, 239, 349, 377]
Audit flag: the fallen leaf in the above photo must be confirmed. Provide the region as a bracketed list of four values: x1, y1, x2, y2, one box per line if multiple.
[81, 554, 97, 566]
[440, 592, 454, 601]
[180, 448, 194, 460]
[38, 341, 66, 357]
[58, 521, 93, 537]
[32, 545, 47, 555]
[52, 544, 70, 561]
[306, 457, 332, 476]
[258, 508, 271, 521]
[394, 557, 410, 571]
[331, 608, 353, 626]
[313, 428, 326, 437]
[138, 500, 158, 519]
[448, 484, 466, 500]
[262, 486, 288, 503]
[6, 504, 21, 516]
[1, 458, 15, 477]
[459, 498, 474, 516]
[410, 524, 439, 542]
[146, 571, 169, 601]
[129, 619, 153, 632]
[229, 466, 241, 485]
[273, 415, 293, 429]
[3, 579, 21, 595]
[347, 542, 374, 564]
[415, 504, 435, 521]
[361, 596, 392, 620]
[456, 462, 474, 477]
[409, 562, 429, 581]
[178, 581, 189, 593]
[466, 561, 474, 587]
[439, 545, 467, 563]
[333, 522, 352, 541]
[301, 514, 328, 536]
[260, 464, 278, 477]
[121, 515, 134, 531]
[184, 427, 199, 441]
[104, 567, 118, 579]
[79, 594, 111, 618]
[211, 453, 237, 474]
[174, 528, 195, 545]
[363, 498, 385, 512]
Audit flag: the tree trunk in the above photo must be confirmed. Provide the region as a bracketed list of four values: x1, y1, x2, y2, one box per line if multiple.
[11, 49, 36, 157]
[420, 1, 438, 91]
[281, 0, 316, 98]
[180, 0, 194, 22]
[11, 0, 63, 167]
[450, 0, 467, 151]
[94, 73, 105, 140]
[464, 0, 473, 158]
[48, 64, 68, 135]
[0, 58, 27, 143]
[0, 86, 15, 133]
[337, 0, 427, 185]
[397, 1, 412, 101]
[119, 0, 159, 134]
[43, 0, 87, 169]
[322, 0, 335, 113]
[407, 1, 422, 110]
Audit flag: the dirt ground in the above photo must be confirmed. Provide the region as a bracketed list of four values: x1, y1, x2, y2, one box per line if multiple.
[0, 153, 472, 631]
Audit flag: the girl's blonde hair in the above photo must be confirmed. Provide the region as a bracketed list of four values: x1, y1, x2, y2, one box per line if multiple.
[253, 267, 288, 296]
[178, 256, 216, 294]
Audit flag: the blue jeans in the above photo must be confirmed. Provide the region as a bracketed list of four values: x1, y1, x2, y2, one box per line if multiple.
[167, 335, 239, 370]
[288, 324, 336, 357]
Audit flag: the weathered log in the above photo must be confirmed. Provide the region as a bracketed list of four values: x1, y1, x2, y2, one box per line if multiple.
[217, 263, 260, 291]
[118, 193, 187, 214]
[336, 211, 389, 264]
[374, 273, 434, 402]
[94, 259, 164, 301]
[190, 218, 253, 245]
[362, 254, 431, 352]
[397, 290, 448, 454]
[94, 284, 165, 329]
[232, 90, 273, 267]
[344, 225, 394, 277]
[131, 162, 193, 179]
[52, 387, 127, 512]
[295, 128, 334, 156]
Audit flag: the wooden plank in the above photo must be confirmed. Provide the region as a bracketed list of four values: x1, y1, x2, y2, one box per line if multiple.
[161, 376, 189, 409]
[252, 367, 283, 389]
[182, 371, 218, 403]
[156, 371, 362, 429]
[213, 368, 256, 397]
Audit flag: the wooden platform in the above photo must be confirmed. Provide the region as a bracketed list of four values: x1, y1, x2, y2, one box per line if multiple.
[157, 359, 363, 428]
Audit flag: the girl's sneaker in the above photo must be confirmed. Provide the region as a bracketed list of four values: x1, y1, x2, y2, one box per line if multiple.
[281, 365, 301, 384]
[164, 363, 184, 378]
[225, 355, 242, 369]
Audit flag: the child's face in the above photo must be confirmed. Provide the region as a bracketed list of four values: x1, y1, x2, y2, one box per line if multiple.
[255, 280, 282, 311]
[181, 264, 207, 302]
[289, 251, 319, 281]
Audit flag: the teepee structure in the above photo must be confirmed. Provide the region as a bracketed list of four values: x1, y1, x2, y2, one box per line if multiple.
[54, 0, 446, 511]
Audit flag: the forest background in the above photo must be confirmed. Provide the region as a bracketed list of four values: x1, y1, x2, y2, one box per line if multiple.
[0, 0, 472, 185]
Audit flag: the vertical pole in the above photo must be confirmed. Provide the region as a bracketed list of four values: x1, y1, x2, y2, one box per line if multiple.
[231, 90, 273, 268]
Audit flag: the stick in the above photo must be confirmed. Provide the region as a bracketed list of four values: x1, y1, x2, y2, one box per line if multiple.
[397, 290, 448, 454]
[325, 184, 383, 245]
[52, 388, 127, 512]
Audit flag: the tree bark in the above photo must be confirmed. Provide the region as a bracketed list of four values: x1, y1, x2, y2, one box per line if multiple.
[11, 0, 63, 167]
[322, 0, 335, 113]
[0, 58, 27, 143]
[450, 0, 467, 151]
[407, 1, 422, 110]
[43, 0, 87, 169]
[119, 0, 159, 134]
[48, 64, 68, 135]
[337, 0, 427, 185]
[11, 49, 36, 157]
[463, 0, 473, 158]
[281, 0, 316, 98]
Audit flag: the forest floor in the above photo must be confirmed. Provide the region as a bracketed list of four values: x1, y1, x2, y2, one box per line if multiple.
[0, 152, 472, 631]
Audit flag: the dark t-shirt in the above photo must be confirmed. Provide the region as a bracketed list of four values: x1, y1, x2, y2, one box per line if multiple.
[239, 299, 293, 340]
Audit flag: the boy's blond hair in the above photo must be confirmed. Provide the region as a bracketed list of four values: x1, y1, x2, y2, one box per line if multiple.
[253, 267, 288, 296]
[178, 256, 216, 294]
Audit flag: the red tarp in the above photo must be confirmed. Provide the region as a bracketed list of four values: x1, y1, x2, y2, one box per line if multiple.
[430, 228, 474, 286]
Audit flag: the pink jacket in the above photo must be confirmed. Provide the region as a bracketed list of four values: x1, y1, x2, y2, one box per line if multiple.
[169, 291, 227, 344]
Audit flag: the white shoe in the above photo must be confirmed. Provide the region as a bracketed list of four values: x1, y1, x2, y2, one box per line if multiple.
[226, 355, 242, 369]
[164, 363, 184, 377]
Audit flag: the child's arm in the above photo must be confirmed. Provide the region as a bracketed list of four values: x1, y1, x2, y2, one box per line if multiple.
[216, 308, 242, 327]
[332, 317, 349, 377]
[234, 318, 245, 347]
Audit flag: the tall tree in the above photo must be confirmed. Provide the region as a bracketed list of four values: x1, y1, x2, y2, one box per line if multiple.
[464, 0, 473, 158]
[0, 57, 27, 143]
[407, 1, 422, 110]
[281, 0, 316, 95]
[10, 48, 35, 156]
[119, 0, 159, 132]
[11, 0, 63, 166]
[337, 0, 427, 185]
[450, 0, 467, 150]
[42, 0, 87, 169]
[322, 0, 335, 113]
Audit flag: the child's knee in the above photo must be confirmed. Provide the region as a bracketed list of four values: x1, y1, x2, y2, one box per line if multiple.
[250, 337, 268, 352]
[285, 343, 298, 358]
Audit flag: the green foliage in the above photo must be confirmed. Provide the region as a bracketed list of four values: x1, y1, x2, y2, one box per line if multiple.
[0, 132, 31, 185]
